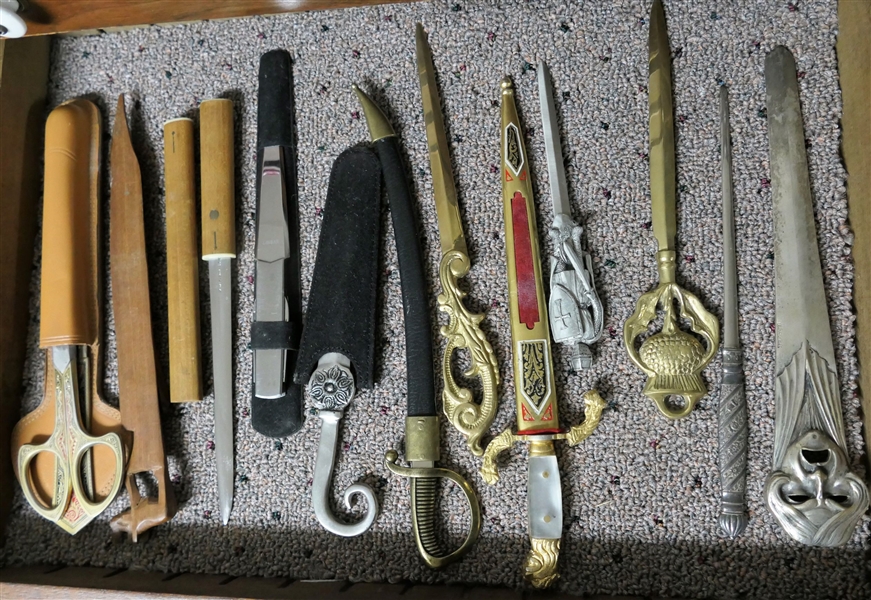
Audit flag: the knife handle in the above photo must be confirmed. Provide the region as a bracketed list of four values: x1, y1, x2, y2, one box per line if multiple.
[718, 347, 748, 537]
[40, 99, 101, 348]
[164, 118, 203, 402]
[199, 99, 235, 259]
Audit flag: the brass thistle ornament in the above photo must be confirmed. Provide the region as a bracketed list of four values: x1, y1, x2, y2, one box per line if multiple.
[623, 0, 719, 419]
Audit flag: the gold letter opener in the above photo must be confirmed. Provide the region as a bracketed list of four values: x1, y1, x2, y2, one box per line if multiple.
[481, 77, 605, 589]
[415, 24, 499, 457]
[623, 0, 719, 419]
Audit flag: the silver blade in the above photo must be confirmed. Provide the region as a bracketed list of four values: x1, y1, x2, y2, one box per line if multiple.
[209, 257, 234, 524]
[766, 46, 836, 374]
[254, 145, 289, 399]
[537, 61, 572, 218]
[720, 86, 739, 349]
[527, 454, 562, 540]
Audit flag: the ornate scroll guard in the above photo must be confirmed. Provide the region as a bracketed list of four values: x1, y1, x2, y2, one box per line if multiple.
[438, 249, 500, 457]
[623, 251, 719, 419]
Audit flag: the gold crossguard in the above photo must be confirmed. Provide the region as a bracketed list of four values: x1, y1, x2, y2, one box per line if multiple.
[624, 0, 719, 419]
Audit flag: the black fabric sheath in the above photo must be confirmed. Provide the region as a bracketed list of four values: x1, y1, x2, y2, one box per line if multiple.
[251, 48, 304, 438]
[293, 146, 382, 388]
[375, 136, 437, 418]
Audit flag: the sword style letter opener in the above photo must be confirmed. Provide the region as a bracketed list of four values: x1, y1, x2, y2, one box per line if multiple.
[353, 85, 482, 567]
[538, 61, 603, 370]
[416, 24, 500, 457]
[481, 78, 605, 589]
[251, 50, 305, 438]
[293, 147, 382, 537]
[763, 46, 869, 547]
[623, 0, 719, 419]
[108, 96, 177, 540]
[200, 98, 237, 525]
[717, 86, 748, 539]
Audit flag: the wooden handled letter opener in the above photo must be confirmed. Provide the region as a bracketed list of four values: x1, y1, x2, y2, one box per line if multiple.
[623, 0, 719, 419]
[481, 78, 605, 589]
[12, 99, 126, 534]
[200, 99, 237, 524]
[415, 24, 500, 457]
[108, 96, 177, 540]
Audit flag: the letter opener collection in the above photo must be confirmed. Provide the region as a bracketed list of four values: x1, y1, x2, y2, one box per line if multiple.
[10, 0, 867, 589]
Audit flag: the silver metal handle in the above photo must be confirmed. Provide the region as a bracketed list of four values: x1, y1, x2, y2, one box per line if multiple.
[718, 347, 748, 538]
[308, 353, 378, 537]
[312, 411, 378, 537]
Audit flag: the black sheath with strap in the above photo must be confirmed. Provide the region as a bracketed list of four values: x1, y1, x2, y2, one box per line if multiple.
[251, 49, 304, 437]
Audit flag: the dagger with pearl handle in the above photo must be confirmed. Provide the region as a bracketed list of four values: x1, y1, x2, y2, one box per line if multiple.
[623, 0, 719, 419]
[481, 77, 605, 589]
[716, 85, 748, 539]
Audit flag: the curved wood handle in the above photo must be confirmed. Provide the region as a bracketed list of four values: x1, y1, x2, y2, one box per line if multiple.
[199, 99, 235, 259]
[164, 118, 202, 403]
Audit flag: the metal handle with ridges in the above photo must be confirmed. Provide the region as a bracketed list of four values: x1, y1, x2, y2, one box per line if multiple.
[437, 249, 500, 456]
[718, 347, 748, 537]
[385, 450, 481, 568]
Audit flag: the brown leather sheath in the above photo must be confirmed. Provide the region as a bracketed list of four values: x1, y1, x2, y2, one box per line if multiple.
[11, 99, 127, 529]
[108, 96, 177, 540]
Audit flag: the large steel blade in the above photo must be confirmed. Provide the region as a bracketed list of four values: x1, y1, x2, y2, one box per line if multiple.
[767, 47, 836, 374]
[648, 0, 677, 253]
[415, 23, 467, 257]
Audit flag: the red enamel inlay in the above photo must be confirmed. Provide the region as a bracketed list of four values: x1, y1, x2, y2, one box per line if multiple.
[511, 191, 539, 329]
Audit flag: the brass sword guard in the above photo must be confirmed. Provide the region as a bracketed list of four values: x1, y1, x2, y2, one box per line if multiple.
[623, 251, 719, 419]
[480, 391, 605, 588]
[438, 249, 500, 457]
[385, 416, 482, 569]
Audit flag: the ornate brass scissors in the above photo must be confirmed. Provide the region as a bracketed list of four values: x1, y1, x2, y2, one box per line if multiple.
[17, 347, 125, 532]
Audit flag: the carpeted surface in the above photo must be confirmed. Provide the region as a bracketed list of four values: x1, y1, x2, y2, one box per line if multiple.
[3, 1, 869, 598]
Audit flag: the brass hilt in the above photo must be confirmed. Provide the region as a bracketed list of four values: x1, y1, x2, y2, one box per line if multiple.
[481, 390, 605, 485]
[623, 250, 719, 419]
[437, 249, 500, 457]
[385, 416, 482, 568]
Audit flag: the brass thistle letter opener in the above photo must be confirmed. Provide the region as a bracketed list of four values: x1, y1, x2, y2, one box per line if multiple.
[623, 0, 719, 419]
[538, 61, 604, 370]
[354, 86, 481, 567]
[717, 86, 748, 539]
[763, 46, 869, 547]
[416, 24, 500, 456]
[481, 78, 605, 589]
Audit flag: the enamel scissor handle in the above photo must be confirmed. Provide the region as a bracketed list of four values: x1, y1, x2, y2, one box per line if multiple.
[17, 346, 125, 523]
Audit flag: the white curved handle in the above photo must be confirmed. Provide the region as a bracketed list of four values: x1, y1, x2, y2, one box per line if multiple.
[0, 1, 26, 39]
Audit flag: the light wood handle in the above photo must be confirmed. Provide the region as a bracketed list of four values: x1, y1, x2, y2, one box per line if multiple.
[199, 99, 235, 258]
[164, 118, 203, 402]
